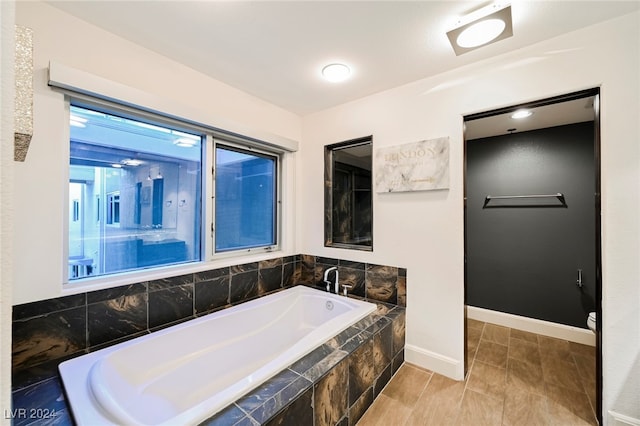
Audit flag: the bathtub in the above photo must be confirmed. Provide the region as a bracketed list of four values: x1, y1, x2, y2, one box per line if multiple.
[59, 285, 376, 425]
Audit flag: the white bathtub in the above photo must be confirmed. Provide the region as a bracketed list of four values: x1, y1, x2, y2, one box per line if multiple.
[59, 285, 376, 425]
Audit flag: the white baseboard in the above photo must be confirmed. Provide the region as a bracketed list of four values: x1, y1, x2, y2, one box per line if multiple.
[466, 306, 596, 346]
[609, 411, 640, 426]
[405, 344, 464, 380]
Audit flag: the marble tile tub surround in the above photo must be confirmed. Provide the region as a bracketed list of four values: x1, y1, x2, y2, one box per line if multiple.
[202, 302, 406, 426]
[298, 254, 407, 307]
[11, 254, 406, 424]
[11, 256, 297, 377]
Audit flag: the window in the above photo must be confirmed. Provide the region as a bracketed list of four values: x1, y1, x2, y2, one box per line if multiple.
[214, 144, 279, 253]
[68, 105, 203, 281]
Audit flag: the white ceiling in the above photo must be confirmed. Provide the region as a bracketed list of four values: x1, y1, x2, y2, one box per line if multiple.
[47, 1, 639, 117]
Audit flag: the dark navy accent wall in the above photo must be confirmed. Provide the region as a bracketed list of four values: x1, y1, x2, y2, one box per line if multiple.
[466, 121, 596, 328]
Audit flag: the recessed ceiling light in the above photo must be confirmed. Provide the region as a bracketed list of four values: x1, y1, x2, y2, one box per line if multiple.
[111, 163, 123, 168]
[511, 109, 533, 119]
[321, 63, 351, 83]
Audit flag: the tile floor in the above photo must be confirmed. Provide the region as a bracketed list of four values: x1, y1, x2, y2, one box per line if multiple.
[357, 319, 597, 425]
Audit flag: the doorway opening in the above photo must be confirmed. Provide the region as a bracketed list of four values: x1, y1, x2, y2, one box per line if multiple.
[463, 88, 602, 424]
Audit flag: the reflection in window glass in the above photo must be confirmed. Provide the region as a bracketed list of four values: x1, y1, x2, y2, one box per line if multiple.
[215, 145, 277, 252]
[68, 105, 202, 281]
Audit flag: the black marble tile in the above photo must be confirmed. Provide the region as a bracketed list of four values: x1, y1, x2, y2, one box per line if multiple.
[348, 387, 374, 426]
[372, 321, 393, 377]
[148, 283, 194, 329]
[199, 403, 254, 426]
[298, 255, 315, 285]
[314, 359, 349, 426]
[11, 377, 73, 426]
[258, 266, 283, 295]
[302, 350, 349, 383]
[337, 415, 349, 426]
[195, 266, 229, 282]
[398, 267, 407, 277]
[12, 357, 72, 392]
[316, 257, 339, 266]
[230, 271, 259, 304]
[259, 258, 283, 269]
[397, 275, 407, 307]
[12, 307, 87, 373]
[388, 310, 406, 356]
[230, 262, 259, 274]
[12, 294, 86, 321]
[236, 369, 301, 413]
[87, 293, 147, 347]
[195, 275, 230, 314]
[264, 386, 313, 426]
[281, 256, 295, 264]
[289, 344, 335, 375]
[365, 265, 398, 304]
[373, 364, 392, 399]
[148, 273, 194, 291]
[348, 339, 375, 406]
[340, 260, 365, 270]
[86, 282, 146, 304]
[248, 376, 313, 424]
[89, 330, 149, 352]
[324, 326, 363, 350]
[337, 267, 365, 297]
[392, 352, 405, 375]
[282, 262, 294, 287]
[339, 331, 372, 355]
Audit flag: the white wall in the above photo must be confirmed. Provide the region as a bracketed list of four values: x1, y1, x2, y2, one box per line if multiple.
[13, 2, 302, 304]
[1, 2, 15, 422]
[299, 12, 640, 423]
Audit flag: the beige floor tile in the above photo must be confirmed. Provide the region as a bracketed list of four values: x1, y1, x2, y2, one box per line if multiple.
[546, 383, 597, 425]
[569, 342, 596, 358]
[573, 353, 596, 383]
[476, 340, 508, 368]
[466, 360, 507, 400]
[457, 389, 504, 426]
[538, 336, 572, 361]
[541, 357, 584, 392]
[405, 373, 465, 426]
[506, 357, 546, 396]
[510, 328, 539, 344]
[468, 318, 485, 331]
[502, 383, 549, 426]
[382, 364, 432, 408]
[356, 393, 412, 426]
[482, 323, 510, 346]
[508, 337, 541, 367]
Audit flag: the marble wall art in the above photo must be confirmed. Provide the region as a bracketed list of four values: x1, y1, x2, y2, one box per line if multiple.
[375, 137, 450, 193]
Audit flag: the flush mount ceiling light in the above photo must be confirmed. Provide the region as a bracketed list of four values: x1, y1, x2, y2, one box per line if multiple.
[511, 109, 533, 119]
[446, 3, 513, 56]
[321, 63, 351, 83]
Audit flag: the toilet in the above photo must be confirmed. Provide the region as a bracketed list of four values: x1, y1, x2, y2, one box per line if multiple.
[587, 312, 597, 333]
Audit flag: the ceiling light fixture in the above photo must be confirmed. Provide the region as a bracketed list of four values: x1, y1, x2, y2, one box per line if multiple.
[446, 3, 513, 56]
[511, 109, 533, 119]
[321, 63, 351, 83]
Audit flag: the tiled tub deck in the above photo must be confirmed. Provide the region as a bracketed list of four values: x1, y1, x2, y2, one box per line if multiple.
[11, 291, 405, 426]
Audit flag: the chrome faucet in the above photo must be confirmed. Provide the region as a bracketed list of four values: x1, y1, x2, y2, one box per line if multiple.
[323, 267, 339, 294]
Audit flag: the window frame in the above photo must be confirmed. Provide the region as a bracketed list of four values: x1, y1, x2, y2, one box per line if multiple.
[63, 95, 286, 288]
[211, 137, 282, 258]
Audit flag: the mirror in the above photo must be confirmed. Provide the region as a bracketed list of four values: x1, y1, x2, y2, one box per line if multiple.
[324, 136, 373, 250]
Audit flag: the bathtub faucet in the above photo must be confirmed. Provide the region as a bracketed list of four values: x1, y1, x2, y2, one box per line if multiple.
[323, 267, 339, 294]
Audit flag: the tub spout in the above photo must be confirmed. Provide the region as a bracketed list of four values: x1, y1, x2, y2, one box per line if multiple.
[323, 267, 339, 294]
